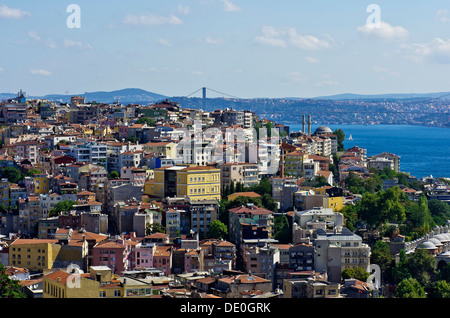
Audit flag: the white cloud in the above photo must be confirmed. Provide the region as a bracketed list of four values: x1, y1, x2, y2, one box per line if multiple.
[357, 21, 408, 41]
[255, 26, 332, 50]
[0, 4, 31, 19]
[28, 31, 41, 41]
[436, 9, 450, 23]
[157, 38, 173, 47]
[254, 35, 287, 48]
[30, 68, 52, 76]
[123, 13, 182, 26]
[221, 0, 241, 12]
[205, 36, 223, 45]
[0, 67, 3, 73]
[401, 37, 450, 64]
[178, 5, 191, 15]
[64, 39, 93, 50]
[306, 56, 320, 64]
[28, 31, 57, 49]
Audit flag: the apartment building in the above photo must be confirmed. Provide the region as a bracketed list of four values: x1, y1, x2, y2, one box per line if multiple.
[314, 228, 371, 283]
[11, 140, 39, 165]
[284, 151, 308, 177]
[228, 204, 274, 246]
[150, 165, 221, 202]
[219, 162, 259, 189]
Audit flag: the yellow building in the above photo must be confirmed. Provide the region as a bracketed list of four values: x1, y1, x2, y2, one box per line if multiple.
[324, 196, 344, 212]
[315, 187, 344, 212]
[142, 141, 177, 159]
[176, 166, 221, 202]
[43, 266, 155, 298]
[34, 173, 50, 195]
[9, 239, 61, 272]
[147, 166, 221, 202]
[9, 233, 89, 273]
[43, 269, 100, 298]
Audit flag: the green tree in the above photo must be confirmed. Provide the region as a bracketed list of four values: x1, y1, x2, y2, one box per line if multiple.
[49, 200, 77, 217]
[250, 176, 272, 196]
[333, 129, 345, 151]
[437, 263, 450, 283]
[426, 280, 450, 298]
[229, 180, 235, 195]
[406, 248, 436, 286]
[261, 193, 278, 212]
[358, 187, 407, 229]
[392, 249, 411, 282]
[393, 248, 436, 286]
[341, 204, 360, 231]
[136, 117, 156, 127]
[0, 264, 26, 298]
[224, 196, 263, 211]
[109, 171, 120, 179]
[404, 195, 435, 238]
[273, 214, 290, 243]
[207, 220, 228, 240]
[0, 167, 23, 184]
[314, 175, 330, 187]
[428, 199, 450, 226]
[26, 168, 42, 177]
[146, 222, 166, 235]
[394, 278, 426, 298]
[341, 266, 370, 282]
[370, 240, 394, 281]
[126, 135, 138, 143]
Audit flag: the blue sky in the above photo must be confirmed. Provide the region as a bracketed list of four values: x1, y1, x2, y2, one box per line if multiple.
[2, 1, 450, 99]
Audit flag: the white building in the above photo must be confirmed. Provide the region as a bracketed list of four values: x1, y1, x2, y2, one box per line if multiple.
[39, 193, 62, 218]
[314, 228, 371, 283]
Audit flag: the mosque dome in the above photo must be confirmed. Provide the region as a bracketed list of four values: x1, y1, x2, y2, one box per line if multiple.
[435, 234, 450, 243]
[314, 126, 333, 135]
[417, 241, 437, 250]
[429, 238, 443, 246]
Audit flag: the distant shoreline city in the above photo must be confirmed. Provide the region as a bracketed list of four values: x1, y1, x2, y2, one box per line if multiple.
[0, 90, 449, 301]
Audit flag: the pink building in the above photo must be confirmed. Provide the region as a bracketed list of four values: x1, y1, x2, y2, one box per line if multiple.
[92, 240, 128, 274]
[184, 249, 204, 273]
[134, 244, 156, 269]
[118, 124, 129, 140]
[153, 245, 172, 276]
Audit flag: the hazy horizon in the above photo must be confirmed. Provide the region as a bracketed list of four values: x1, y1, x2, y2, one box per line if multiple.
[2, 1, 450, 99]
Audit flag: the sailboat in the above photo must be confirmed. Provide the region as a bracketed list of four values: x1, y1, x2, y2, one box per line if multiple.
[348, 134, 353, 141]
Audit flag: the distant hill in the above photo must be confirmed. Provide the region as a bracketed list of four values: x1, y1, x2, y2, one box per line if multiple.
[311, 92, 450, 100]
[4, 87, 450, 103]
[0, 93, 18, 100]
[32, 88, 168, 104]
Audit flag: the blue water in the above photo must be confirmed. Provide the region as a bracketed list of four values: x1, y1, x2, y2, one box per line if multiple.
[286, 124, 450, 179]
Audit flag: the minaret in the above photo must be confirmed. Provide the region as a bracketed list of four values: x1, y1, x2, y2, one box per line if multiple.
[302, 114, 306, 134]
[308, 115, 311, 136]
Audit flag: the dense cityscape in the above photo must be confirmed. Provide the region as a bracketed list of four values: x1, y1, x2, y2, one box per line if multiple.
[0, 90, 449, 302]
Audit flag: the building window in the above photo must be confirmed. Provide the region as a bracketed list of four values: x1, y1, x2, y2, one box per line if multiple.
[100, 291, 106, 298]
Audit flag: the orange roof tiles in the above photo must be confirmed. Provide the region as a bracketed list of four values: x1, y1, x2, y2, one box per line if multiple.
[11, 238, 58, 245]
[230, 192, 261, 198]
